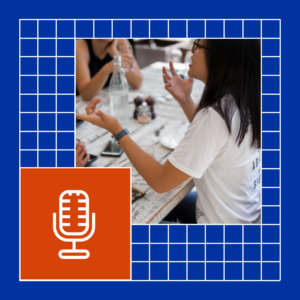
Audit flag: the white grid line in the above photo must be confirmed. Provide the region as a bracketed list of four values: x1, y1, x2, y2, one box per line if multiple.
[204, 225, 206, 280]
[130, 20, 132, 38]
[167, 225, 169, 280]
[22, 149, 75, 151]
[223, 225, 225, 280]
[134, 259, 278, 262]
[242, 20, 244, 38]
[21, 75, 74, 76]
[132, 242, 280, 245]
[279, 19, 281, 281]
[37, 22, 39, 167]
[260, 19, 263, 281]
[19, 19, 21, 279]
[186, 20, 188, 38]
[242, 225, 244, 280]
[20, 131, 75, 133]
[93, 20, 95, 38]
[149, 225, 150, 280]
[186, 225, 188, 280]
[74, 21, 76, 167]
[21, 56, 74, 58]
[55, 20, 57, 167]
[21, 112, 74, 113]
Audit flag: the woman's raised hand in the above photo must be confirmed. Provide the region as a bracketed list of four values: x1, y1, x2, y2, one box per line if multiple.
[121, 54, 134, 72]
[103, 54, 134, 74]
[162, 61, 194, 105]
[76, 98, 123, 135]
[85, 97, 101, 115]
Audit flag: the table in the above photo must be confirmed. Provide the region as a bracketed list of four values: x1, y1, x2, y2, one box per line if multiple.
[76, 62, 205, 224]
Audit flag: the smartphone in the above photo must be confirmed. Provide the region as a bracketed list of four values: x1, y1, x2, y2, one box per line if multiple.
[76, 117, 84, 127]
[101, 140, 123, 157]
[84, 154, 98, 167]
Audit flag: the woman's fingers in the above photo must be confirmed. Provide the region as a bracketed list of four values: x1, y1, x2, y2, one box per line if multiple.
[86, 97, 101, 115]
[78, 145, 87, 160]
[169, 61, 176, 76]
[76, 112, 94, 123]
[162, 74, 169, 84]
[76, 141, 85, 156]
[162, 66, 172, 80]
[94, 108, 105, 118]
[164, 83, 172, 92]
[81, 153, 90, 166]
[122, 57, 134, 69]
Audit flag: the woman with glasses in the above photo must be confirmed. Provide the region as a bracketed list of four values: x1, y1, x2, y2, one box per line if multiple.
[77, 39, 261, 224]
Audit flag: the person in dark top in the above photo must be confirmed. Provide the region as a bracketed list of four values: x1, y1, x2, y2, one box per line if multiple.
[76, 39, 142, 100]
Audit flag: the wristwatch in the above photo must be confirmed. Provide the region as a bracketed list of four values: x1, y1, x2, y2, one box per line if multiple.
[111, 128, 129, 144]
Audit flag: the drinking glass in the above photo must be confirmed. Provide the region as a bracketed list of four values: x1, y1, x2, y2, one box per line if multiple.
[118, 45, 134, 71]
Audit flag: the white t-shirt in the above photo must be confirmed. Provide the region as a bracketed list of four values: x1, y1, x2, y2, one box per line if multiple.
[168, 105, 261, 224]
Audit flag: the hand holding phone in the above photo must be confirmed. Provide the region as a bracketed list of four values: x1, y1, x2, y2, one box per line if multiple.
[76, 139, 98, 167]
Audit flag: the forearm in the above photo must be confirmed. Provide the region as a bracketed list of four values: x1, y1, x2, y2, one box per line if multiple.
[180, 96, 197, 122]
[78, 68, 110, 101]
[114, 129, 165, 193]
[125, 68, 143, 89]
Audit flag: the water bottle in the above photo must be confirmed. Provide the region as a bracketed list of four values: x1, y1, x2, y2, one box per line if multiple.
[109, 55, 129, 125]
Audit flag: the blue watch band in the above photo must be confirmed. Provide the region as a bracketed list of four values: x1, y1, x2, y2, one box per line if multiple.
[112, 128, 129, 144]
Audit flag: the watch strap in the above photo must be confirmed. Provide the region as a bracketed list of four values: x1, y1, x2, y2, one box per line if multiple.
[112, 128, 129, 144]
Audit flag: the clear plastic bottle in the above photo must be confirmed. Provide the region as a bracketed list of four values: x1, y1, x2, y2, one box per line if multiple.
[109, 55, 129, 125]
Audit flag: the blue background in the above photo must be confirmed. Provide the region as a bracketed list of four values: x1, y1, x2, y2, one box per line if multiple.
[1, 0, 297, 298]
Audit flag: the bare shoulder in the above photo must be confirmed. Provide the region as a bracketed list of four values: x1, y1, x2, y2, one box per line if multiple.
[76, 39, 90, 62]
[116, 39, 130, 47]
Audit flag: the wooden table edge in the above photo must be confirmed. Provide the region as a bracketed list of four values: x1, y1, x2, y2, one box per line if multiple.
[143, 177, 195, 224]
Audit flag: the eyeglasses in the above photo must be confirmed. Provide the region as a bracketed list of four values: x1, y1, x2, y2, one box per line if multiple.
[192, 39, 211, 54]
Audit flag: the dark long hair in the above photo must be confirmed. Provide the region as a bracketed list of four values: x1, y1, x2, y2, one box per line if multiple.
[196, 39, 261, 147]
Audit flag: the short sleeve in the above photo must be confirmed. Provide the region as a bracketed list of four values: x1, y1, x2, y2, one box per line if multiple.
[168, 107, 229, 178]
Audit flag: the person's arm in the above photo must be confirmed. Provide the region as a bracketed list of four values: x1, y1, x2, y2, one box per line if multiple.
[178, 96, 197, 123]
[76, 40, 142, 100]
[162, 61, 197, 122]
[76, 98, 190, 193]
[76, 40, 113, 101]
[117, 39, 143, 90]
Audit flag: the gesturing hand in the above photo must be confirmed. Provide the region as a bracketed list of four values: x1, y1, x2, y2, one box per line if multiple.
[162, 61, 194, 105]
[77, 98, 123, 136]
[85, 97, 101, 115]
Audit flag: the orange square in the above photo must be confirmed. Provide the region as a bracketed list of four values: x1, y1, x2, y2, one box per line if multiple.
[20, 168, 131, 280]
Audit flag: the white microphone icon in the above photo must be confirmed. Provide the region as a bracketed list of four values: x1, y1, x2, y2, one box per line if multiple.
[53, 190, 95, 259]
